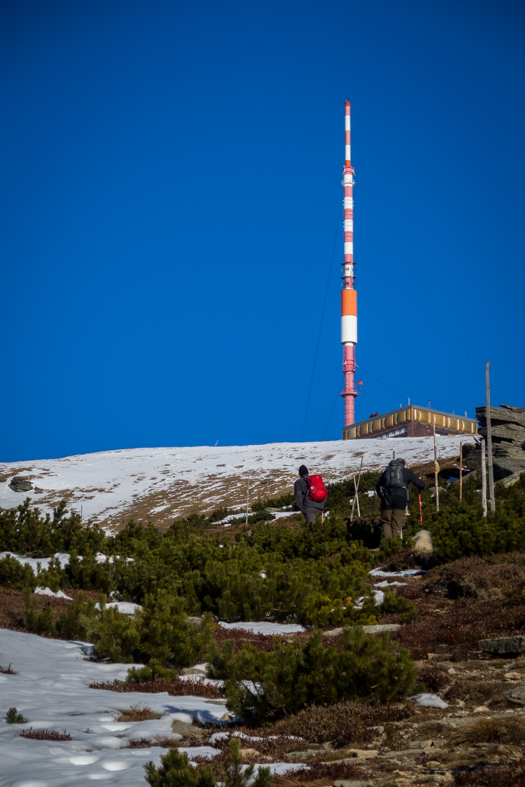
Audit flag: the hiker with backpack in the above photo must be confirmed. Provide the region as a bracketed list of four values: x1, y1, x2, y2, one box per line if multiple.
[376, 458, 425, 539]
[294, 465, 327, 525]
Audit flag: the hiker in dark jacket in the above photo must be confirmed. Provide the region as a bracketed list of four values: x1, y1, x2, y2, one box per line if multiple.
[376, 458, 425, 539]
[294, 465, 325, 525]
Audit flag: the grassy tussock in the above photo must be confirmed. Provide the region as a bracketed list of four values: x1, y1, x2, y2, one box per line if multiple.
[116, 704, 162, 722]
[452, 717, 525, 746]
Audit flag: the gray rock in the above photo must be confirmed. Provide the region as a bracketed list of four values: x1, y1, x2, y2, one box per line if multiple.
[283, 750, 324, 760]
[504, 685, 525, 705]
[363, 623, 401, 634]
[171, 719, 207, 738]
[408, 739, 435, 749]
[379, 749, 423, 758]
[323, 623, 400, 638]
[478, 636, 525, 655]
[8, 477, 33, 493]
[333, 782, 373, 787]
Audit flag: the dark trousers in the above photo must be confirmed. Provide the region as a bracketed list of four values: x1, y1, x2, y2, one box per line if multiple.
[381, 508, 405, 539]
[304, 508, 321, 525]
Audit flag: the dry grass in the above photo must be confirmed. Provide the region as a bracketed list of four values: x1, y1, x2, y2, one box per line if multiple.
[116, 704, 162, 722]
[0, 663, 16, 674]
[20, 728, 72, 741]
[451, 717, 525, 747]
[90, 677, 224, 699]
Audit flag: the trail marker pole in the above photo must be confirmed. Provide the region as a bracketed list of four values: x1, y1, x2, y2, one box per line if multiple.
[481, 438, 487, 517]
[246, 483, 250, 527]
[485, 362, 495, 513]
[459, 442, 463, 503]
[418, 494, 423, 524]
[433, 425, 440, 512]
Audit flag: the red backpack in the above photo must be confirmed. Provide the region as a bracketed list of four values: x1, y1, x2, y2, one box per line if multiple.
[307, 475, 327, 503]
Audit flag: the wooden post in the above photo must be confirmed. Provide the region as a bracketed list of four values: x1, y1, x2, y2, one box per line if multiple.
[459, 442, 463, 503]
[350, 457, 364, 522]
[485, 362, 496, 512]
[481, 437, 487, 517]
[350, 475, 357, 522]
[433, 424, 439, 512]
[355, 456, 363, 518]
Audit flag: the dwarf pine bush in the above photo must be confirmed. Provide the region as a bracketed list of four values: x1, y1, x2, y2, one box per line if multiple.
[402, 473, 525, 561]
[6, 707, 28, 724]
[90, 592, 215, 666]
[208, 627, 417, 721]
[0, 500, 105, 556]
[144, 738, 273, 787]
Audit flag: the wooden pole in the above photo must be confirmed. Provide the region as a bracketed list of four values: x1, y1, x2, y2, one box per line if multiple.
[433, 424, 439, 512]
[350, 457, 364, 522]
[350, 475, 357, 522]
[481, 437, 487, 517]
[485, 361, 495, 512]
[355, 456, 363, 518]
[459, 442, 463, 503]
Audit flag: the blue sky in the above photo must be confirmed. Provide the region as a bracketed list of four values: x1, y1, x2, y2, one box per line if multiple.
[1, 0, 524, 461]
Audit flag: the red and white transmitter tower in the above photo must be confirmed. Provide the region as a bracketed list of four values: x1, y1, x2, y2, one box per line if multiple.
[341, 101, 358, 426]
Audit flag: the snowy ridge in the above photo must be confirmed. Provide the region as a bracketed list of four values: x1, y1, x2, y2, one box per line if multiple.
[0, 435, 465, 529]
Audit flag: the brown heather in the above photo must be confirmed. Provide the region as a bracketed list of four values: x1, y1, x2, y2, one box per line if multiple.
[90, 677, 224, 700]
[20, 728, 72, 741]
[454, 757, 525, 786]
[232, 701, 411, 748]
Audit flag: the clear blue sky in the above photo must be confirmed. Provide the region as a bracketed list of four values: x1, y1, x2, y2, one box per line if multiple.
[1, 0, 524, 461]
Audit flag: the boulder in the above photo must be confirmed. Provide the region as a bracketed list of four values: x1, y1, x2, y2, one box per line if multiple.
[504, 685, 525, 705]
[333, 782, 373, 787]
[8, 477, 33, 493]
[478, 636, 525, 656]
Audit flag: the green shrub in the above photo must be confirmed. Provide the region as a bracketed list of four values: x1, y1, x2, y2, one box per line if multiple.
[402, 473, 525, 562]
[6, 707, 28, 724]
[144, 738, 273, 787]
[0, 500, 105, 556]
[380, 588, 417, 623]
[90, 592, 215, 666]
[208, 627, 417, 721]
[0, 555, 36, 589]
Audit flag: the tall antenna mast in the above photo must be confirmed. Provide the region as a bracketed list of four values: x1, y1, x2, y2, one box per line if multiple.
[341, 101, 358, 426]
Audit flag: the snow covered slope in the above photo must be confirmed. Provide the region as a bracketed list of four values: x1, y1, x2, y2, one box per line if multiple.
[0, 436, 465, 530]
[0, 628, 304, 787]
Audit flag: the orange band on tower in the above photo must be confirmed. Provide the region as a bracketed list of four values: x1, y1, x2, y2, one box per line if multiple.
[341, 289, 357, 316]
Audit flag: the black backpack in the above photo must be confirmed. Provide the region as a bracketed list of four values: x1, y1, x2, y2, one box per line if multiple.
[384, 460, 406, 490]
